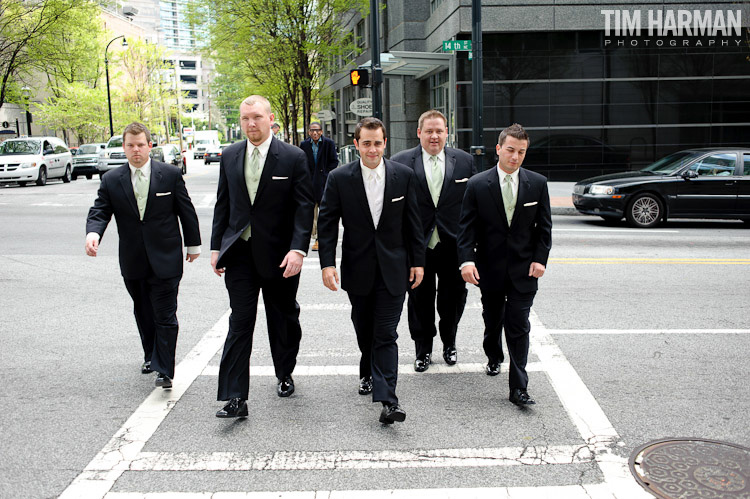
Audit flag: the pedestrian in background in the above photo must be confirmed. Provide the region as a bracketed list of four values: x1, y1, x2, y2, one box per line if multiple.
[391, 110, 476, 372]
[317, 117, 424, 425]
[457, 123, 551, 406]
[85, 122, 201, 389]
[300, 121, 338, 251]
[210, 95, 314, 419]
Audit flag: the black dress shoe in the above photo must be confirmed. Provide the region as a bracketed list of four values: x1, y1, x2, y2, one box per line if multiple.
[216, 398, 248, 418]
[509, 388, 536, 406]
[486, 361, 500, 376]
[277, 376, 295, 397]
[443, 347, 457, 366]
[155, 373, 172, 388]
[379, 403, 406, 424]
[414, 353, 431, 372]
[358, 376, 373, 395]
[141, 361, 153, 374]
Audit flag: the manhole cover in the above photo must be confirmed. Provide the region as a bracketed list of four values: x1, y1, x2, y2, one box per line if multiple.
[630, 438, 750, 498]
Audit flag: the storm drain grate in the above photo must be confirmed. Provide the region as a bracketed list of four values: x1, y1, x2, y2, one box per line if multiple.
[630, 438, 750, 498]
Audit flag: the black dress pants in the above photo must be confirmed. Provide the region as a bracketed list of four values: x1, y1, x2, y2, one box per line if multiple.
[407, 240, 468, 358]
[480, 279, 536, 391]
[123, 269, 181, 379]
[347, 269, 405, 406]
[217, 239, 302, 401]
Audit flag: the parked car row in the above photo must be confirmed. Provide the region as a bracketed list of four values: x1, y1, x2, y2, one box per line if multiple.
[0, 136, 190, 187]
[573, 148, 750, 228]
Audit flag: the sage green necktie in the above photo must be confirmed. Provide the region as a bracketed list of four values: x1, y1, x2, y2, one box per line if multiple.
[240, 147, 261, 241]
[427, 155, 442, 249]
[502, 174, 516, 226]
[135, 168, 149, 220]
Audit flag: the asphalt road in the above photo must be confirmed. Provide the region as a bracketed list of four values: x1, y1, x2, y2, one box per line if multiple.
[1, 157, 748, 498]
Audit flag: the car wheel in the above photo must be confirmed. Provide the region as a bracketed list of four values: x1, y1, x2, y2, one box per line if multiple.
[18, 181, 27, 187]
[626, 193, 663, 228]
[62, 165, 72, 183]
[182, 164, 186, 174]
[36, 166, 47, 186]
[71, 173, 78, 181]
[86, 174, 92, 180]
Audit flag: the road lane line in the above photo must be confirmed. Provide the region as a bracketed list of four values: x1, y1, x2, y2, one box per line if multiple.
[199, 362, 545, 377]
[550, 257, 750, 265]
[552, 228, 679, 233]
[550, 328, 750, 334]
[197, 193, 216, 208]
[529, 310, 648, 498]
[59, 310, 231, 499]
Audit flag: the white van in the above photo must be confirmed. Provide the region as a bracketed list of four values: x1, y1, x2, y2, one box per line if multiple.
[0, 136, 73, 186]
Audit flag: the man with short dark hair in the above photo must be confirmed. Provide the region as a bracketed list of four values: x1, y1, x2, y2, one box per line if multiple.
[85, 122, 201, 389]
[317, 117, 424, 424]
[391, 110, 476, 372]
[457, 123, 552, 406]
[300, 121, 338, 251]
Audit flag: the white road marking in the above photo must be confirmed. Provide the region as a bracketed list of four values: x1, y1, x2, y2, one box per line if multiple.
[58, 311, 231, 499]
[127, 445, 592, 471]
[550, 328, 750, 335]
[553, 228, 679, 233]
[199, 362, 545, 377]
[529, 310, 648, 497]
[197, 193, 216, 208]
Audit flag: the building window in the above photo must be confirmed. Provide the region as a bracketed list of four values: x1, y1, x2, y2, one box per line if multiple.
[356, 19, 366, 50]
[430, 0, 443, 14]
[430, 70, 449, 115]
[179, 60, 196, 70]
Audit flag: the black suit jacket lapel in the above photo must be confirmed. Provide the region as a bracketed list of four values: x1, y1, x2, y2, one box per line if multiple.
[144, 162, 163, 219]
[510, 168, 532, 228]
[231, 141, 252, 204]
[412, 147, 430, 199]
[439, 149, 456, 204]
[380, 160, 399, 231]
[351, 162, 376, 230]
[118, 165, 139, 218]
[254, 138, 277, 203]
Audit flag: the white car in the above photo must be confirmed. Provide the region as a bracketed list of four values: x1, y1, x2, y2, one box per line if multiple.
[0, 136, 73, 186]
[98, 135, 128, 175]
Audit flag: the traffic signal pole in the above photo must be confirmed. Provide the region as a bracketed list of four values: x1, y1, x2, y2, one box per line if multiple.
[370, 0, 383, 120]
[471, 0, 485, 171]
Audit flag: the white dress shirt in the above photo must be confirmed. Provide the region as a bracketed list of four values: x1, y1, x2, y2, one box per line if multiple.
[421, 149, 446, 186]
[361, 159, 386, 228]
[86, 158, 200, 255]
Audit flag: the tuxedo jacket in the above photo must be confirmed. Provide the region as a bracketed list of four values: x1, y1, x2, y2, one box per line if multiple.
[210, 137, 314, 280]
[318, 159, 425, 297]
[86, 161, 201, 280]
[390, 145, 476, 248]
[457, 166, 552, 294]
[299, 136, 338, 202]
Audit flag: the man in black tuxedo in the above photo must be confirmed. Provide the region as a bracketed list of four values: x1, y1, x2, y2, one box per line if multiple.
[457, 123, 552, 406]
[211, 95, 314, 419]
[85, 122, 201, 389]
[299, 121, 338, 251]
[317, 117, 424, 424]
[391, 110, 476, 372]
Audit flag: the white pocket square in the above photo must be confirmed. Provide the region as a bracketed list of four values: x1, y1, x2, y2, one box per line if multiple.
[272, 176, 289, 180]
[156, 192, 171, 197]
[391, 196, 404, 202]
[523, 201, 538, 207]
[455, 178, 469, 183]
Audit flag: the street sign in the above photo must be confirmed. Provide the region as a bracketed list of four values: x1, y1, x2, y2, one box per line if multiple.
[349, 98, 372, 117]
[1, 121, 8, 128]
[317, 110, 335, 121]
[443, 40, 472, 51]
[182, 127, 194, 136]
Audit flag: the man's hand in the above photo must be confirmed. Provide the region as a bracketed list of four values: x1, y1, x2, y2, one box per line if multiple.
[280, 251, 303, 278]
[529, 262, 546, 278]
[211, 251, 225, 277]
[85, 233, 99, 257]
[461, 264, 480, 285]
[322, 267, 339, 291]
[186, 253, 199, 263]
[409, 267, 424, 289]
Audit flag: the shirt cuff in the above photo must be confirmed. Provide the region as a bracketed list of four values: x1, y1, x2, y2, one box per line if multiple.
[86, 232, 100, 243]
[186, 246, 201, 255]
[292, 249, 307, 257]
[459, 261, 475, 270]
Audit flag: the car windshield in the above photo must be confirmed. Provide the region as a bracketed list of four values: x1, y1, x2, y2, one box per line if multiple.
[640, 151, 699, 174]
[78, 144, 99, 154]
[0, 140, 40, 155]
[108, 137, 123, 148]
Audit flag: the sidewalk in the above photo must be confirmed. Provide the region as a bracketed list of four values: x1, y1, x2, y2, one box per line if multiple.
[548, 181, 578, 216]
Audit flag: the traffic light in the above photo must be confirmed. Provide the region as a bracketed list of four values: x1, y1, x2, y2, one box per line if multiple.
[350, 68, 369, 87]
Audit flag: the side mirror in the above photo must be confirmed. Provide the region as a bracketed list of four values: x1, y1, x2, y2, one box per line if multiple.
[682, 170, 698, 180]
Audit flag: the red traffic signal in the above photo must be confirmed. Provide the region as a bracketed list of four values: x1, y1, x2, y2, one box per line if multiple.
[350, 69, 369, 86]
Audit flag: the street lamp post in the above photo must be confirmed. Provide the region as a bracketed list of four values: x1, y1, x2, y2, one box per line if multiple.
[21, 86, 32, 136]
[105, 35, 128, 137]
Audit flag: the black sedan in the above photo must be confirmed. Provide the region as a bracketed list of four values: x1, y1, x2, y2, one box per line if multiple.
[573, 148, 750, 228]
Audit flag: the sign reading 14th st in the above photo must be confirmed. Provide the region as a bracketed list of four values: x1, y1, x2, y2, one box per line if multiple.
[443, 40, 472, 51]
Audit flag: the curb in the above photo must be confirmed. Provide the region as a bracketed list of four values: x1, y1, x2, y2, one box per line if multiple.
[552, 206, 581, 216]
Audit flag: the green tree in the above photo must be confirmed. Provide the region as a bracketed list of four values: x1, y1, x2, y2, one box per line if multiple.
[35, 82, 109, 143]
